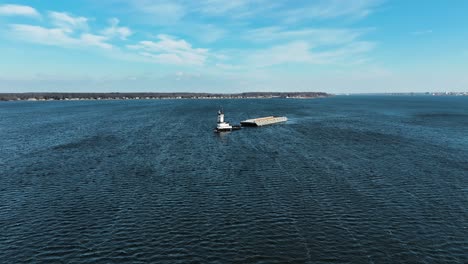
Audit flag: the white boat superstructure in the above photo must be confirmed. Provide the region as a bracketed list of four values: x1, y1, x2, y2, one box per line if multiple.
[215, 109, 241, 132]
[216, 110, 232, 131]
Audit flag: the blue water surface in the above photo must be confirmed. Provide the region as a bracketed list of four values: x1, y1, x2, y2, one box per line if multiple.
[0, 96, 467, 263]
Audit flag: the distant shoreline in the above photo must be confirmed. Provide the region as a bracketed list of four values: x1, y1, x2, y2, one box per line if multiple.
[341, 92, 468, 96]
[0, 92, 330, 101]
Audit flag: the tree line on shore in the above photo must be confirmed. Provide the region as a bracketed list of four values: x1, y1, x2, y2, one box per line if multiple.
[0, 92, 330, 101]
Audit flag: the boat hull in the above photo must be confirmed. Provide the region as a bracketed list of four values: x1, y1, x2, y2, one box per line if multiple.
[214, 125, 241, 133]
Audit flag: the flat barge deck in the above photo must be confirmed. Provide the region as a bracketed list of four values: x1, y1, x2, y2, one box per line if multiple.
[240, 116, 287, 127]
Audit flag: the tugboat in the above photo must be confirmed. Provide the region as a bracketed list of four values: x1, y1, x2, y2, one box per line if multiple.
[214, 109, 241, 133]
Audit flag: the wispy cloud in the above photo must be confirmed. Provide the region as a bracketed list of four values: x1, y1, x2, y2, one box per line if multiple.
[247, 41, 315, 66]
[195, 0, 382, 21]
[1, 1, 382, 70]
[126, 0, 186, 24]
[192, 24, 226, 43]
[239, 25, 375, 68]
[48, 11, 89, 32]
[79, 33, 113, 49]
[102, 18, 132, 40]
[244, 27, 370, 45]
[411, 30, 433, 35]
[9, 24, 112, 49]
[127, 35, 208, 65]
[197, 0, 250, 15]
[244, 40, 374, 67]
[281, 0, 384, 23]
[0, 4, 40, 17]
[195, 0, 275, 18]
[4, 9, 135, 51]
[94, 0, 383, 23]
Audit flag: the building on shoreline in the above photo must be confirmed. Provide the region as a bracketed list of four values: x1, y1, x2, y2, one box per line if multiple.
[0, 92, 331, 101]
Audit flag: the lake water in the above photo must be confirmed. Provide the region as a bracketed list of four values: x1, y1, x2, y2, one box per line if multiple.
[1, 96, 467, 263]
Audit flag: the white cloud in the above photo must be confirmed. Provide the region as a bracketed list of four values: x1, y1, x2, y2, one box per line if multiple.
[0, 4, 40, 17]
[195, 0, 279, 19]
[127, 0, 186, 24]
[1, 1, 383, 74]
[9, 24, 112, 49]
[9, 24, 73, 46]
[197, 0, 252, 16]
[6, 10, 116, 51]
[281, 0, 383, 23]
[124, 0, 382, 22]
[411, 30, 433, 35]
[80, 33, 113, 49]
[86, 0, 384, 25]
[48, 11, 88, 32]
[245, 40, 375, 67]
[239, 25, 376, 68]
[312, 41, 375, 62]
[102, 18, 132, 40]
[197, 0, 248, 14]
[128, 35, 208, 65]
[245, 27, 370, 45]
[247, 42, 315, 67]
[193, 24, 226, 43]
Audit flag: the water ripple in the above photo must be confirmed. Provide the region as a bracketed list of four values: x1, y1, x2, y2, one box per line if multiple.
[1, 97, 467, 263]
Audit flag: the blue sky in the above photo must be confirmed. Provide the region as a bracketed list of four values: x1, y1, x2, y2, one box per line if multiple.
[0, 0, 467, 93]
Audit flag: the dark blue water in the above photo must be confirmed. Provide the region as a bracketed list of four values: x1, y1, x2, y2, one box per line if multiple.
[1, 96, 467, 263]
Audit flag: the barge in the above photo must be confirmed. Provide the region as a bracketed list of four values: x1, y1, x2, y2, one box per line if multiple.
[240, 116, 288, 127]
